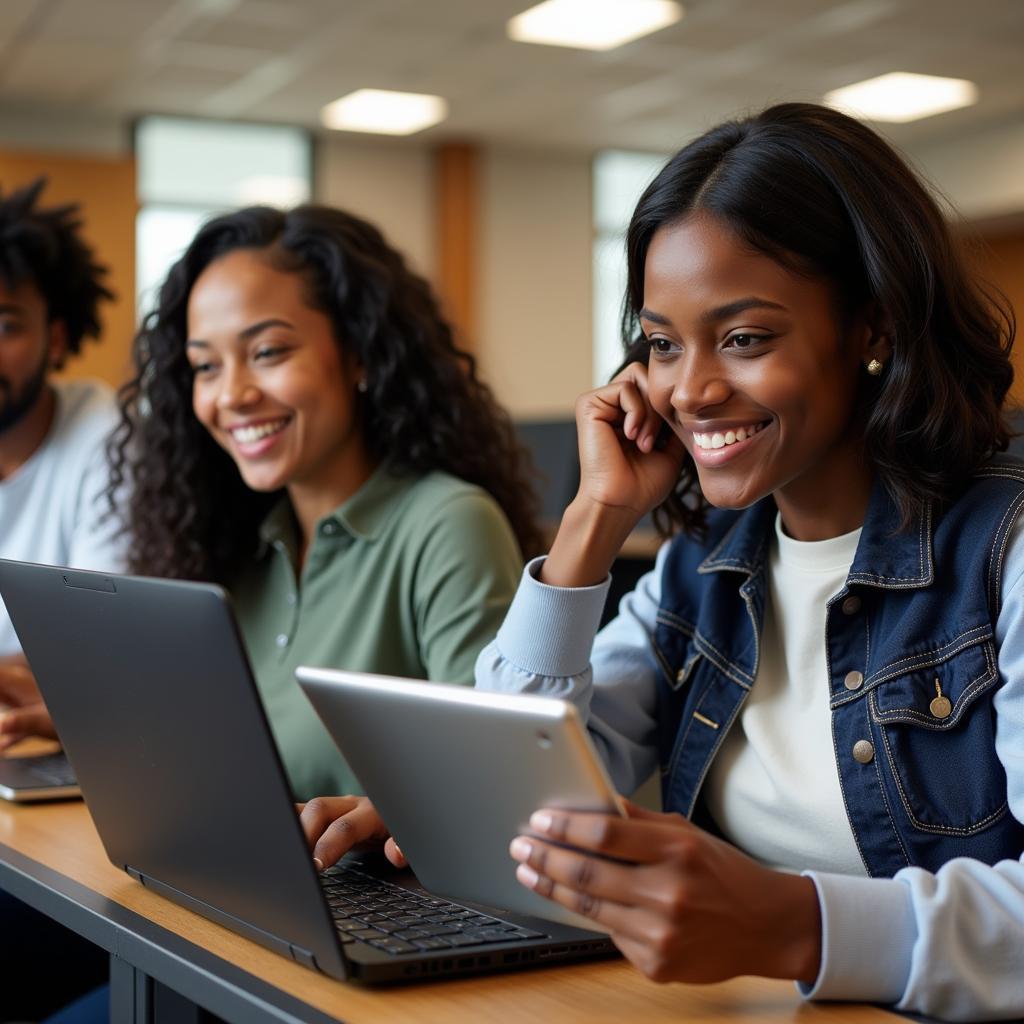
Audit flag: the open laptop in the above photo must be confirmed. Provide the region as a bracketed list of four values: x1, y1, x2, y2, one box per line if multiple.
[0, 559, 615, 983]
[0, 750, 80, 802]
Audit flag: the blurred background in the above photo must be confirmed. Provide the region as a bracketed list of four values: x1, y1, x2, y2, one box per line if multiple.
[1, 0, 1022, 519]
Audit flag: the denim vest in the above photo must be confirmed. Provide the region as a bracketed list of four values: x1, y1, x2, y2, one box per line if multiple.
[652, 458, 1024, 878]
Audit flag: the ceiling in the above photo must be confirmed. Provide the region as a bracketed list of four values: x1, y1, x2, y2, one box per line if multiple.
[0, 0, 1022, 154]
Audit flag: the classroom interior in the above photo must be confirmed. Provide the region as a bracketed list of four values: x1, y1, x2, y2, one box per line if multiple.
[2, 0, 1024, 1021]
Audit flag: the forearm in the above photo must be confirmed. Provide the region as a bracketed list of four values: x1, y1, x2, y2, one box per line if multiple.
[542, 498, 639, 588]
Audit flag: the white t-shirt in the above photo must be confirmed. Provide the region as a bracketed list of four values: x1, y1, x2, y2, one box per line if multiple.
[703, 513, 866, 874]
[0, 378, 125, 656]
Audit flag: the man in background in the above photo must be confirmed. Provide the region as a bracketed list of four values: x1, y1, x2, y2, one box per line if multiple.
[0, 177, 124, 1021]
[0, 178, 123, 747]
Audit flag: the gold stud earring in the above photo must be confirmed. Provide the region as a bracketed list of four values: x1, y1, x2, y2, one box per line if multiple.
[356, 378, 368, 393]
[866, 358, 884, 376]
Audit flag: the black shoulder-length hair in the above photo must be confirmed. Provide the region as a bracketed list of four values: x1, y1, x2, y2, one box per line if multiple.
[109, 203, 542, 582]
[622, 102, 1015, 537]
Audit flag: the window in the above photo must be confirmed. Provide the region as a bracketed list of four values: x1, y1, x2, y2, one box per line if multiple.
[592, 150, 667, 385]
[135, 116, 313, 321]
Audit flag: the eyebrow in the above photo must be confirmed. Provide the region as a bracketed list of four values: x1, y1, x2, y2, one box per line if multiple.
[186, 318, 296, 349]
[638, 297, 787, 327]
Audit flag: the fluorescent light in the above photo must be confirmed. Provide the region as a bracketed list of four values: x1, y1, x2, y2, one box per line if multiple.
[235, 175, 309, 208]
[508, 0, 683, 51]
[825, 72, 978, 123]
[320, 89, 448, 136]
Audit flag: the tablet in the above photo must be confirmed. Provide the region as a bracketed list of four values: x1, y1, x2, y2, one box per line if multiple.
[296, 667, 625, 931]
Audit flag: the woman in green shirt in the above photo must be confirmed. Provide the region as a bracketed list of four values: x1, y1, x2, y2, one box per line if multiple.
[107, 204, 541, 800]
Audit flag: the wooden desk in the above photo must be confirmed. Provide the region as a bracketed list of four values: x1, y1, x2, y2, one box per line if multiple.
[0, 797, 899, 1024]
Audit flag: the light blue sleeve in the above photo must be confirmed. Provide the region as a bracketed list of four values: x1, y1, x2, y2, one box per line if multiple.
[802, 516, 1024, 1020]
[475, 546, 669, 796]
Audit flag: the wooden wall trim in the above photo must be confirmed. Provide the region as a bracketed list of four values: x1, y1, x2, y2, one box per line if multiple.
[435, 142, 479, 351]
[0, 148, 137, 389]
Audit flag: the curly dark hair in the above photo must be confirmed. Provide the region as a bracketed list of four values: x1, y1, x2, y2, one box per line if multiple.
[109, 203, 542, 582]
[622, 102, 1015, 538]
[0, 177, 113, 364]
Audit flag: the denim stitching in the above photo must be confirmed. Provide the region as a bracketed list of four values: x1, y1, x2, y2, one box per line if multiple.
[869, 643, 997, 727]
[830, 630, 992, 710]
[991, 493, 1024, 617]
[830, 706, 872, 875]
[876, 709, 1010, 836]
[870, 721, 913, 866]
[864, 625, 990, 681]
[651, 641, 677, 689]
[655, 609, 695, 634]
[686, 694, 748, 818]
[694, 631, 753, 689]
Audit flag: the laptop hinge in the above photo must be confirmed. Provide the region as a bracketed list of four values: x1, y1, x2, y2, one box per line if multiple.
[126, 866, 144, 884]
[290, 945, 318, 969]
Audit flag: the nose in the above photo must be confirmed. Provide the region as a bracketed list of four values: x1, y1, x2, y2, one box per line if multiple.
[215, 361, 261, 411]
[668, 351, 732, 416]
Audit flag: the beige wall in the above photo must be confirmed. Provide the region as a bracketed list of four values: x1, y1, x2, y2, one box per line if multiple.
[315, 138, 595, 418]
[478, 148, 593, 418]
[315, 137, 435, 281]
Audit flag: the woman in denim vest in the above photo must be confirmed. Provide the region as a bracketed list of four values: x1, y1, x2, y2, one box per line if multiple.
[304, 104, 1022, 1020]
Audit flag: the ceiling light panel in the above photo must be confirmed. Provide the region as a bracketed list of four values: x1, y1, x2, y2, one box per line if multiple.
[824, 72, 979, 123]
[320, 89, 448, 135]
[508, 0, 683, 52]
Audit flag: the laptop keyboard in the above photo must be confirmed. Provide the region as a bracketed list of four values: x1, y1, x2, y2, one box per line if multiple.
[21, 753, 77, 786]
[321, 862, 546, 956]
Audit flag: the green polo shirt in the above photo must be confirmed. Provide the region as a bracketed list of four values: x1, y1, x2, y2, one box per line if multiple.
[230, 467, 522, 801]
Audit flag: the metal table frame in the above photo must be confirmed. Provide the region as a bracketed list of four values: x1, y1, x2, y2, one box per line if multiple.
[0, 842, 341, 1024]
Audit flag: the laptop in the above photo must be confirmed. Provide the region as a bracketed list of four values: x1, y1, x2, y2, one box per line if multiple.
[0, 750, 80, 802]
[0, 560, 615, 983]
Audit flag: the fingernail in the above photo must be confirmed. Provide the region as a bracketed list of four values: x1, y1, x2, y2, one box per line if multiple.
[313, 856, 324, 872]
[516, 864, 539, 888]
[530, 811, 553, 833]
[509, 837, 532, 861]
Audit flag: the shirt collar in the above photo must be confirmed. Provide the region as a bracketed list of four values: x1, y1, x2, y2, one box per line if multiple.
[257, 463, 411, 555]
[698, 482, 934, 589]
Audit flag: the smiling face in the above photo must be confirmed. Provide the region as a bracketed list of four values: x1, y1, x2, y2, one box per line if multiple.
[186, 248, 370, 502]
[642, 213, 889, 539]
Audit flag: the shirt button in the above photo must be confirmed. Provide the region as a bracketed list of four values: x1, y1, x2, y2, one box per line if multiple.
[321, 521, 339, 536]
[843, 670, 864, 691]
[275, 633, 289, 648]
[852, 740, 875, 764]
[841, 595, 862, 615]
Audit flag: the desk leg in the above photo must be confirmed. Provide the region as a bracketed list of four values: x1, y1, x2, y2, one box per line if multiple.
[111, 955, 220, 1024]
[110, 954, 152, 1023]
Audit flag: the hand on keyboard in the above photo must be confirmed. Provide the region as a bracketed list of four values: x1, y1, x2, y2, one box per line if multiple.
[298, 795, 406, 872]
[0, 659, 57, 751]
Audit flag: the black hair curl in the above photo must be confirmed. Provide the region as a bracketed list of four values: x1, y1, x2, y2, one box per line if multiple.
[0, 177, 113, 363]
[109, 203, 541, 582]
[622, 102, 1015, 538]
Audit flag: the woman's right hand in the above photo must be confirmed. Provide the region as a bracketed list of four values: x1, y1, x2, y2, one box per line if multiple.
[575, 362, 685, 517]
[544, 363, 686, 587]
[298, 795, 406, 871]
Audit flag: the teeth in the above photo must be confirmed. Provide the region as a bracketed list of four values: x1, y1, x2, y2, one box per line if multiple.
[693, 422, 764, 450]
[232, 419, 288, 444]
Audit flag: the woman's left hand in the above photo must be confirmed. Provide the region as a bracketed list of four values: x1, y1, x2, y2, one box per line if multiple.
[509, 800, 822, 985]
